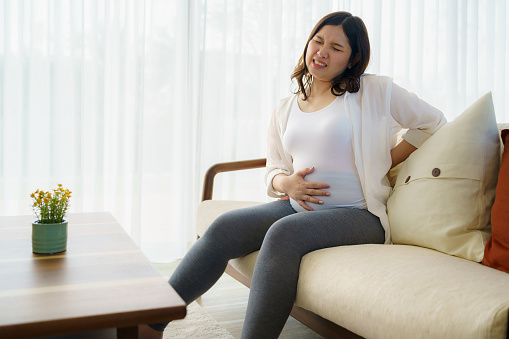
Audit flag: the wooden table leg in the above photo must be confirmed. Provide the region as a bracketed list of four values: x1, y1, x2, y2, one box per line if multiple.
[117, 326, 138, 339]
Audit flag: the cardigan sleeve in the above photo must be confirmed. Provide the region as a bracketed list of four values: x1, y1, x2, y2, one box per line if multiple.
[390, 82, 447, 148]
[264, 97, 294, 198]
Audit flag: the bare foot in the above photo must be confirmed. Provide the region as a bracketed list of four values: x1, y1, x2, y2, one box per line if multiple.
[138, 324, 164, 339]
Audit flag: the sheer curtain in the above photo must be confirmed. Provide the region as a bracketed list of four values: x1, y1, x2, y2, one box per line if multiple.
[0, 0, 195, 262]
[1, 0, 508, 262]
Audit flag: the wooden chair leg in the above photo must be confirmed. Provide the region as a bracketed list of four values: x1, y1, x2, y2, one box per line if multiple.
[117, 326, 138, 339]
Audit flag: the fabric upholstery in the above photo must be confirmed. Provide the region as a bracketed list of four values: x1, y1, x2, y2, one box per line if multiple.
[482, 129, 509, 273]
[227, 245, 509, 339]
[387, 93, 500, 262]
[296, 245, 509, 339]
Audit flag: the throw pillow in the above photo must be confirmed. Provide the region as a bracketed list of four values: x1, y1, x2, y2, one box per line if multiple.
[482, 129, 509, 273]
[387, 93, 500, 262]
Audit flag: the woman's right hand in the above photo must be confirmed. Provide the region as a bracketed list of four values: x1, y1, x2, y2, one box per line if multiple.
[272, 167, 330, 211]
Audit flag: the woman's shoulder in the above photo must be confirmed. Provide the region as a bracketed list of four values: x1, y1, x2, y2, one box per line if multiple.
[274, 94, 298, 113]
[360, 73, 393, 86]
[270, 94, 297, 125]
[355, 74, 394, 98]
[279, 93, 298, 106]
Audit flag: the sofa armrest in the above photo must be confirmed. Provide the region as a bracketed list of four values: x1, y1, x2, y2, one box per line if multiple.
[202, 158, 267, 201]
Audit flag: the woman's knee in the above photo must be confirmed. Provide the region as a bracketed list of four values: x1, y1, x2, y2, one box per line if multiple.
[202, 210, 242, 243]
[201, 208, 267, 256]
[261, 218, 302, 252]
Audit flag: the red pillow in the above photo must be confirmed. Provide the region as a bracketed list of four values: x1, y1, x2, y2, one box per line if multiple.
[482, 129, 509, 273]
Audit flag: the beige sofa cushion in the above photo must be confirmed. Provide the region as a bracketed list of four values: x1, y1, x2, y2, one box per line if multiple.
[388, 93, 500, 262]
[229, 245, 509, 339]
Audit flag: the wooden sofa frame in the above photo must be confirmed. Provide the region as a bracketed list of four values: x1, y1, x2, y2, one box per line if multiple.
[201, 158, 362, 339]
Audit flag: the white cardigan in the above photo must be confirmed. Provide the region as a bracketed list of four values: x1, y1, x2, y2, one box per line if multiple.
[265, 74, 447, 243]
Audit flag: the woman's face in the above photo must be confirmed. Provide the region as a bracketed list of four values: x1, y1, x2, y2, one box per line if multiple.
[305, 25, 353, 83]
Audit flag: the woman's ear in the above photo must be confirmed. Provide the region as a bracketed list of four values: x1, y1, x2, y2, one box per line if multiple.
[348, 53, 361, 69]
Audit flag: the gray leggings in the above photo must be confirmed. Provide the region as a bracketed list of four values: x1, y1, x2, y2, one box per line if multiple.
[150, 199, 384, 338]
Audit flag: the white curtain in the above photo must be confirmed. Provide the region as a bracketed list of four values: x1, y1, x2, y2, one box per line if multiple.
[1, 0, 508, 262]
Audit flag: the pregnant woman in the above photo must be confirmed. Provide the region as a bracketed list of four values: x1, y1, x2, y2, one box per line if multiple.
[141, 10, 446, 339]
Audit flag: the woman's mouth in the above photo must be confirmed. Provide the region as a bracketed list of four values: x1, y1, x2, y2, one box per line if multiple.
[312, 59, 327, 69]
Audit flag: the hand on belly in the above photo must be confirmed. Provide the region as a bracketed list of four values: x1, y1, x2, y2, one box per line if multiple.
[289, 169, 365, 212]
[275, 167, 330, 211]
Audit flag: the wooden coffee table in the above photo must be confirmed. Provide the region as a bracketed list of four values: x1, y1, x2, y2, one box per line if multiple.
[0, 212, 186, 339]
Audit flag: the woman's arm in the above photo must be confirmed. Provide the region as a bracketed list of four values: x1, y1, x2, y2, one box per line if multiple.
[265, 99, 295, 197]
[390, 82, 447, 148]
[390, 139, 417, 168]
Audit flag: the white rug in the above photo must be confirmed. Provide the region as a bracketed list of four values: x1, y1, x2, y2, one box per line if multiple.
[164, 302, 235, 339]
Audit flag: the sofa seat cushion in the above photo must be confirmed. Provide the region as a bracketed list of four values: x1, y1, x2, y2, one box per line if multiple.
[230, 244, 509, 339]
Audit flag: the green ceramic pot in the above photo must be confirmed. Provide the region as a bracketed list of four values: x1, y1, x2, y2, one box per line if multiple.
[32, 220, 68, 254]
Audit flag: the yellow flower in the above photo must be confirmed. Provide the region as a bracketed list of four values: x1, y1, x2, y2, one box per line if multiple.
[31, 185, 72, 223]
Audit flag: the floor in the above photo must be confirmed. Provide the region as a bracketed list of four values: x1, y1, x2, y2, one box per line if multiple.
[153, 261, 323, 339]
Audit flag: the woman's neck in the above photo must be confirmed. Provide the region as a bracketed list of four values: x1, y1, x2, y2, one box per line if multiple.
[308, 80, 332, 99]
[299, 81, 336, 113]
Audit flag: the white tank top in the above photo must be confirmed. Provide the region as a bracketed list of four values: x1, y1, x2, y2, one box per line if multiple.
[282, 96, 366, 212]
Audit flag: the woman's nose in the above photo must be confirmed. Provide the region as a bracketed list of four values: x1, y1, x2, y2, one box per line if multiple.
[317, 48, 327, 58]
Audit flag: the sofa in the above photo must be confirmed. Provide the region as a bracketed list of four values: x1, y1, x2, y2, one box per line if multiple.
[195, 93, 509, 339]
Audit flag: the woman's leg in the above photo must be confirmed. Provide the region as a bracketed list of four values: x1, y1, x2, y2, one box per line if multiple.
[241, 208, 385, 339]
[148, 199, 296, 332]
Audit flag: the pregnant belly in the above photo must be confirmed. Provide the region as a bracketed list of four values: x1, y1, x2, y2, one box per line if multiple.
[290, 171, 366, 213]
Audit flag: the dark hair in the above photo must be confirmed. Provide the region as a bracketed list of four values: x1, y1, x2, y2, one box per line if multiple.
[292, 11, 370, 100]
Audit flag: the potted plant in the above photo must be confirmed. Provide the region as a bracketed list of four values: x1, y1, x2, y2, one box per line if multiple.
[30, 184, 72, 254]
